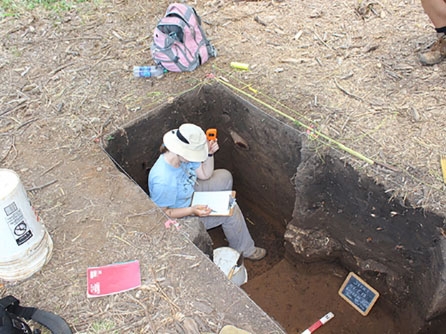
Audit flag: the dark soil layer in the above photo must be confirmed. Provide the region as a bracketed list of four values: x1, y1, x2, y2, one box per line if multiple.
[286, 153, 446, 331]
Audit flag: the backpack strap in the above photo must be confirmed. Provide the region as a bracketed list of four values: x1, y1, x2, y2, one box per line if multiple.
[0, 296, 19, 310]
[0, 296, 72, 334]
[0, 296, 36, 321]
[0, 296, 32, 334]
[187, 6, 216, 58]
[189, 6, 202, 26]
[0, 305, 14, 334]
[32, 309, 72, 334]
[153, 47, 198, 72]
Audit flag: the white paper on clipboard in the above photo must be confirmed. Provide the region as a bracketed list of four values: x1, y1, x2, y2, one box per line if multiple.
[191, 191, 236, 216]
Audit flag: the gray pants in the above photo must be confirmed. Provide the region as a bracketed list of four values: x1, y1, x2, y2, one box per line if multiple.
[194, 169, 255, 257]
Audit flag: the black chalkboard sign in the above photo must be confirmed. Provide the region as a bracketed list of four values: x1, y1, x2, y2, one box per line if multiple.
[338, 272, 379, 316]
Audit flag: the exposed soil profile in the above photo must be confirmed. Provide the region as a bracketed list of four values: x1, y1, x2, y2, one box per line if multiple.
[104, 83, 446, 333]
[208, 209, 403, 334]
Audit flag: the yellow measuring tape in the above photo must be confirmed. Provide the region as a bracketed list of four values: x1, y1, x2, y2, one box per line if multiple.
[441, 156, 446, 185]
[207, 69, 445, 193]
[213, 76, 375, 166]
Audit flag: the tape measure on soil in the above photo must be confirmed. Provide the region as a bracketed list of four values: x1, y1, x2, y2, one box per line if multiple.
[338, 272, 379, 316]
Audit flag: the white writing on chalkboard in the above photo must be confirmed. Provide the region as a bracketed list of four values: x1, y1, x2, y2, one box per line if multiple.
[338, 272, 379, 316]
[342, 276, 376, 312]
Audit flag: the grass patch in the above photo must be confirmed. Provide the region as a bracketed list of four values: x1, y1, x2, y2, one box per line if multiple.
[90, 320, 117, 334]
[0, 0, 89, 17]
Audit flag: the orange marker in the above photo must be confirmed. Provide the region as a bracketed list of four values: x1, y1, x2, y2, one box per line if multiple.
[206, 128, 217, 141]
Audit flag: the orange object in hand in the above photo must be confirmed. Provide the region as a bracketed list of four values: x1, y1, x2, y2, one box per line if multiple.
[206, 128, 217, 141]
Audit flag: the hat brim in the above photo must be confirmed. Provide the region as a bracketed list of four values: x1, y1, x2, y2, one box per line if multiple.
[163, 130, 208, 162]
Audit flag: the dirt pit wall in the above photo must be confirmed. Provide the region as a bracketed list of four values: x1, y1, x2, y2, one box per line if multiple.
[104, 84, 302, 232]
[285, 151, 446, 330]
[104, 83, 446, 333]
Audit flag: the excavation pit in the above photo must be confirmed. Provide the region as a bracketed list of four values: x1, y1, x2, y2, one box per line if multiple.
[103, 84, 446, 333]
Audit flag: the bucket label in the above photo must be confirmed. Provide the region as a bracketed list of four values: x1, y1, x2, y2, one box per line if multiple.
[3, 201, 33, 246]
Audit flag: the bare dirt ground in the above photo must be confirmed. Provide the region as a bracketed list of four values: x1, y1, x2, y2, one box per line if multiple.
[1, 0, 445, 333]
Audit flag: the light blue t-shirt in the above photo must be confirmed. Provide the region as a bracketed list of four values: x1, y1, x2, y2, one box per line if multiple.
[148, 154, 201, 208]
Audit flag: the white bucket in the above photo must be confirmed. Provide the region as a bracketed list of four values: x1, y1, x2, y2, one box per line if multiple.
[213, 247, 248, 286]
[0, 169, 53, 281]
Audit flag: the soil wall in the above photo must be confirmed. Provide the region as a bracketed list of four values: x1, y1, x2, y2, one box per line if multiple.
[285, 151, 446, 331]
[104, 84, 301, 231]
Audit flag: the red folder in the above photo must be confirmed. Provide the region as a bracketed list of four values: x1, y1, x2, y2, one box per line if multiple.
[87, 260, 141, 297]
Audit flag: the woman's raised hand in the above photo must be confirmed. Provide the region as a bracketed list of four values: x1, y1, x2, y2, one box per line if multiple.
[208, 139, 219, 155]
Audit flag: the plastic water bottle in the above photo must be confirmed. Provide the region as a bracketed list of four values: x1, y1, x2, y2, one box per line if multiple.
[133, 65, 165, 78]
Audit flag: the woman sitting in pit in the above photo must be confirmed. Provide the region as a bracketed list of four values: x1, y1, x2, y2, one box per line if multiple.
[148, 123, 266, 261]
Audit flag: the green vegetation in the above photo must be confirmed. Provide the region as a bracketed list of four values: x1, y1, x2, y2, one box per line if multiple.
[0, 0, 89, 17]
[90, 320, 117, 334]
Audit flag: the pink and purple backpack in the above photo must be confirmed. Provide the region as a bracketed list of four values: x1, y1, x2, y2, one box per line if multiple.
[151, 3, 217, 72]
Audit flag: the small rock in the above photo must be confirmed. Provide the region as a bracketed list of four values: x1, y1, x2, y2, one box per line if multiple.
[182, 317, 199, 334]
[309, 10, 323, 18]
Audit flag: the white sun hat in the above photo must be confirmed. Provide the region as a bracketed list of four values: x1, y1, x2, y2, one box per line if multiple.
[163, 123, 208, 162]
